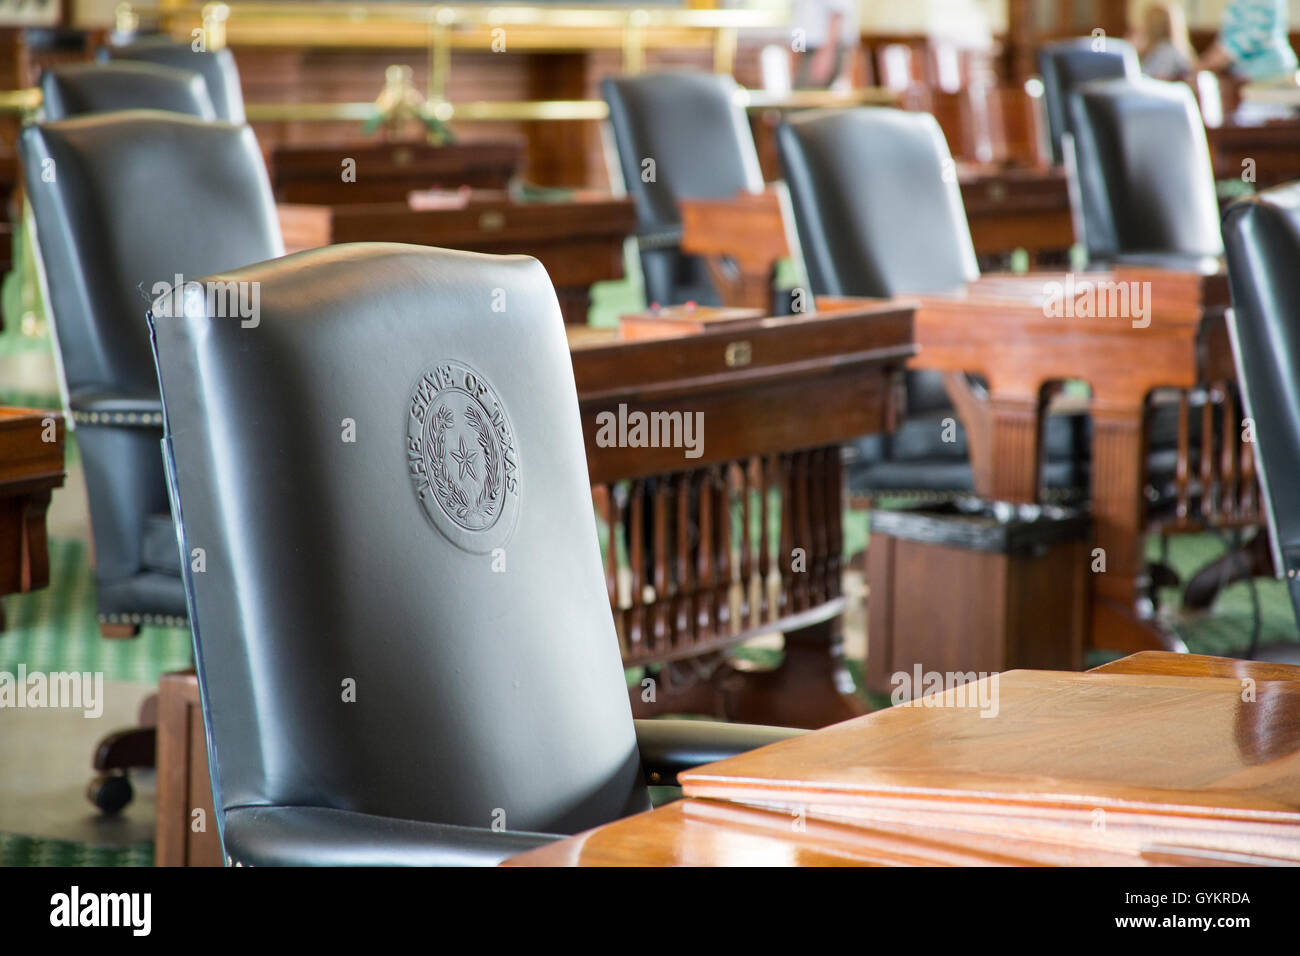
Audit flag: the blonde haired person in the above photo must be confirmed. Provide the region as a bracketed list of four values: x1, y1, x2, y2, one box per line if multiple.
[1136, 2, 1195, 80]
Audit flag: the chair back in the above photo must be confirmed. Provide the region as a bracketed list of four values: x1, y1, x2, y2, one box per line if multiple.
[41, 61, 216, 120]
[22, 112, 283, 398]
[150, 243, 649, 835]
[21, 113, 283, 592]
[602, 71, 764, 306]
[777, 107, 978, 299]
[1222, 184, 1300, 621]
[104, 39, 246, 123]
[1067, 76, 1222, 262]
[1037, 36, 1139, 163]
[778, 107, 978, 416]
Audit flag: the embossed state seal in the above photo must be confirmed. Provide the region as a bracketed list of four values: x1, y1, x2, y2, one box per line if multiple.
[407, 361, 520, 551]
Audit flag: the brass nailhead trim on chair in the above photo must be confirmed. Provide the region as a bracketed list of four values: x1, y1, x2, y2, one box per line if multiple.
[97, 613, 188, 628]
[72, 410, 164, 427]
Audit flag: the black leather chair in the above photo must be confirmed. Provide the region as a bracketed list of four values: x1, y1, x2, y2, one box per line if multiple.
[1036, 37, 1139, 165]
[22, 112, 284, 809]
[602, 71, 766, 308]
[1222, 184, 1300, 664]
[40, 62, 216, 121]
[149, 243, 802, 865]
[1066, 76, 1223, 266]
[1066, 76, 1262, 609]
[776, 107, 1088, 499]
[102, 38, 246, 124]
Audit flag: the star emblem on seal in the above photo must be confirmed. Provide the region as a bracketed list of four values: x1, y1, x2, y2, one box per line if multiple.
[450, 435, 478, 481]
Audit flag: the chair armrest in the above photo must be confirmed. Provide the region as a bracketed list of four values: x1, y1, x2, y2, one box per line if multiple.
[634, 719, 806, 786]
[67, 393, 164, 428]
[221, 805, 560, 867]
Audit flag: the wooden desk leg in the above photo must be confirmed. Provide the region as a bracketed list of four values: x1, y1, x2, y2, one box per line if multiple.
[723, 617, 868, 729]
[943, 373, 1044, 504]
[1089, 402, 1186, 654]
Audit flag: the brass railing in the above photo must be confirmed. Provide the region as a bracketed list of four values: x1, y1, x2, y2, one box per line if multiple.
[9, 3, 894, 128]
[0, 88, 895, 123]
[158, 1, 790, 93]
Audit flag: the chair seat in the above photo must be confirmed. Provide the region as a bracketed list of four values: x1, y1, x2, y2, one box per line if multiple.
[96, 514, 188, 623]
[848, 456, 1085, 497]
[96, 571, 188, 624]
[847, 407, 1088, 497]
[142, 512, 182, 576]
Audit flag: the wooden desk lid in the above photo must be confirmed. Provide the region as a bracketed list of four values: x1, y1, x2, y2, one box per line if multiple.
[682, 670, 1300, 830]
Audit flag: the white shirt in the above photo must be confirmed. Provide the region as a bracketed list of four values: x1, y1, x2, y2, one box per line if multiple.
[791, 0, 860, 49]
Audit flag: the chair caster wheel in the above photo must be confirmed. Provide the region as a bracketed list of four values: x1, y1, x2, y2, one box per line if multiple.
[88, 772, 133, 814]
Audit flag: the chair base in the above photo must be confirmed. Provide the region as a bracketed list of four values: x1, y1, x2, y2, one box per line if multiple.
[100, 622, 141, 638]
[89, 694, 158, 814]
[1182, 531, 1274, 612]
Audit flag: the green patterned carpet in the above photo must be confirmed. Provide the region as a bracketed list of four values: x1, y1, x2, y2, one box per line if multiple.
[0, 832, 153, 867]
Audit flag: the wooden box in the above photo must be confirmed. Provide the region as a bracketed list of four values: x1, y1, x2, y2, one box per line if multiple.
[865, 501, 1088, 696]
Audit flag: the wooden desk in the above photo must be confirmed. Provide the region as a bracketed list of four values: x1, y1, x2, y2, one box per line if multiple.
[269, 140, 522, 205]
[1092, 650, 1300, 682]
[276, 192, 637, 324]
[677, 169, 1074, 311]
[508, 653, 1300, 867]
[1207, 120, 1300, 190]
[907, 266, 1229, 653]
[680, 667, 1300, 863]
[502, 795, 1176, 867]
[0, 407, 65, 631]
[957, 164, 1074, 265]
[570, 303, 914, 727]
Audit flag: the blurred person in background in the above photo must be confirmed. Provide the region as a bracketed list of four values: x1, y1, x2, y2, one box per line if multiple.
[792, 0, 859, 89]
[1198, 0, 1298, 83]
[1135, 2, 1195, 80]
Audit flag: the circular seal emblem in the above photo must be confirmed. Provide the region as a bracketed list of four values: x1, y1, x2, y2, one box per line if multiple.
[406, 361, 520, 552]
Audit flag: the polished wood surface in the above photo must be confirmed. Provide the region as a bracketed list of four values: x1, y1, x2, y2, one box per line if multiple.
[571, 304, 914, 727]
[1092, 650, 1300, 683]
[619, 304, 767, 340]
[508, 652, 1299, 867]
[276, 191, 635, 323]
[502, 796, 1191, 867]
[155, 670, 222, 867]
[681, 668, 1300, 860]
[0, 407, 64, 631]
